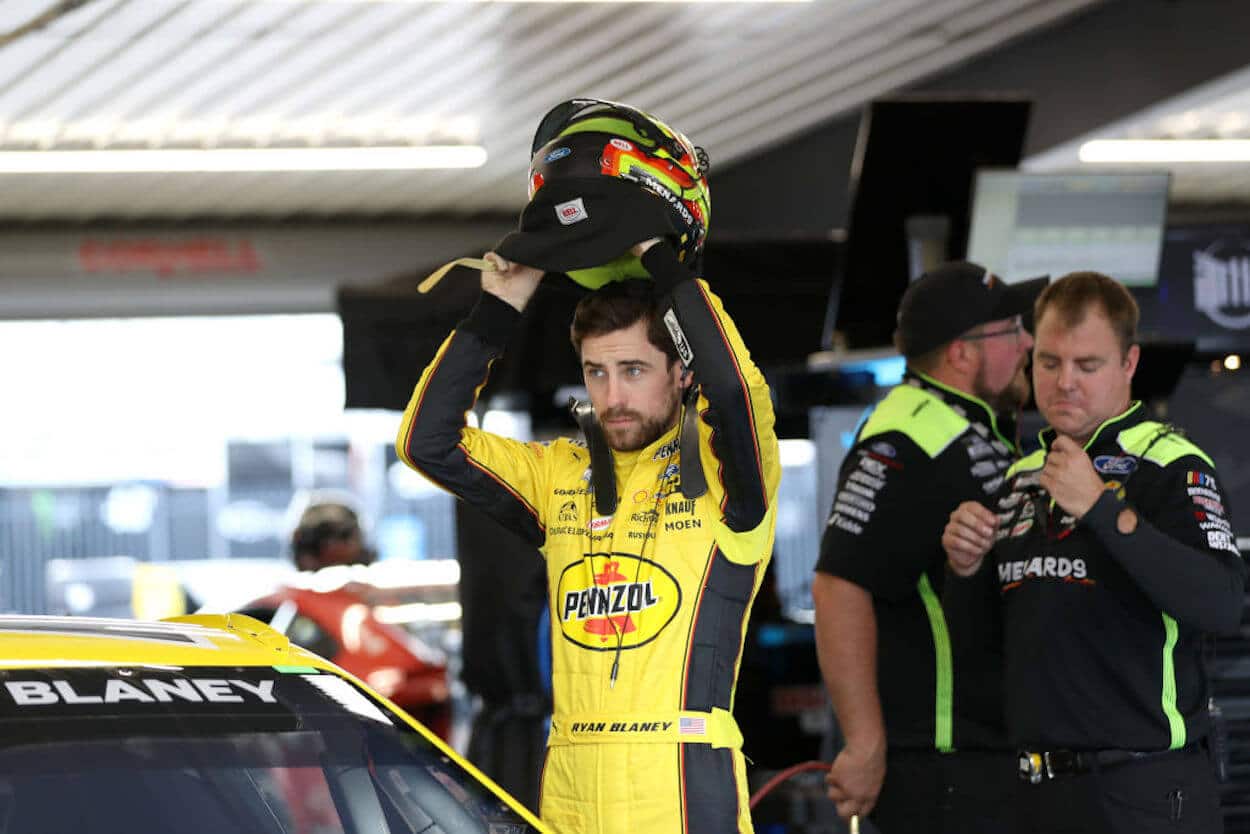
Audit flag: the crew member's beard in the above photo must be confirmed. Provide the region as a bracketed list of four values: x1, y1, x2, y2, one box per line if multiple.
[975, 360, 1031, 414]
[602, 392, 682, 452]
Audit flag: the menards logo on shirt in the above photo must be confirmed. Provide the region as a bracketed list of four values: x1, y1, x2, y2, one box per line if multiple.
[556, 553, 681, 650]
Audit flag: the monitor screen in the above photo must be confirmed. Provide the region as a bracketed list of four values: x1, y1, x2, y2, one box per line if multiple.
[966, 171, 1171, 287]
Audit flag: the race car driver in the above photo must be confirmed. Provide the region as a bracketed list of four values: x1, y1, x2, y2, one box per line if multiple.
[396, 99, 780, 834]
[944, 271, 1247, 833]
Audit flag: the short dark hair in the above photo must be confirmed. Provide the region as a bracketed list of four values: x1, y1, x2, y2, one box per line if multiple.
[569, 279, 680, 365]
[1034, 271, 1138, 355]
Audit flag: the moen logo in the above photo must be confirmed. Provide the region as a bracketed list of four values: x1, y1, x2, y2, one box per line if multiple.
[556, 553, 681, 651]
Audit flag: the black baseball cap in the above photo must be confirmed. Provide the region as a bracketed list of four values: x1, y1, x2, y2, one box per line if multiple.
[495, 176, 679, 273]
[896, 261, 1048, 358]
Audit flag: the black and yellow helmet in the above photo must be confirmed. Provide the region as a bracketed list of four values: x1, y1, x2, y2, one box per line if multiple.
[496, 99, 711, 289]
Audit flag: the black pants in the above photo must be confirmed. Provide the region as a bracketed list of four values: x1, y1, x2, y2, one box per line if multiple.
[1014, 746, 1222, 834]
[870, 749, 1017, 834]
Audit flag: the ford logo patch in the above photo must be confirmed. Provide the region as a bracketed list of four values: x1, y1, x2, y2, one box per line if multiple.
[1093, 455, 1137, 475]
[544, 147, 572, 163]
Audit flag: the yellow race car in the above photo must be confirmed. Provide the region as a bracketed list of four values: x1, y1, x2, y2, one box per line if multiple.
[0, 613, 549, 834]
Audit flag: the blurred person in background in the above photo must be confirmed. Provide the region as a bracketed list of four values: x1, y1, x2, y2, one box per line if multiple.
[814, 262, 1045, 833]
[291, 500, 375, 571]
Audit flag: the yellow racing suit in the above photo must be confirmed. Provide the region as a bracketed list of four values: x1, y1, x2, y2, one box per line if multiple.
[397, 244, 780, 834]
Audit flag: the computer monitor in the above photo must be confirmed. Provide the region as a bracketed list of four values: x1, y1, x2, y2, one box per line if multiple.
[966, 171, 1171, 287]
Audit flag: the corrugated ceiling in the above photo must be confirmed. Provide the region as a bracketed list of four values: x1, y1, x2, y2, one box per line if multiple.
[0, 0, 1104, 219]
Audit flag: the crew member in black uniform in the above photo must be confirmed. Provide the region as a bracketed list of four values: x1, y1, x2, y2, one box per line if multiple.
[944, 271, 1247, 833]
[814, 261, 1045, 832]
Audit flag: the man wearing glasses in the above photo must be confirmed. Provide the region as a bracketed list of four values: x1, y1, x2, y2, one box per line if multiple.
[814, 261, 1045, 833]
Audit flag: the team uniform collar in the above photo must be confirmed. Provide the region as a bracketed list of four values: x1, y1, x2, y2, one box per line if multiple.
[1037, 400, 1145, 454]
[906, 370, 1017, 452]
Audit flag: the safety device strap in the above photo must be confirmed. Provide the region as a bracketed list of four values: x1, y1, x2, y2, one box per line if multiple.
[569, 398, 618, 516]
[418, 256, 498, 293]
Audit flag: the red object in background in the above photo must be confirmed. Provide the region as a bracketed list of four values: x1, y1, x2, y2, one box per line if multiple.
[78, 238, 261, 277]
[237, 585, 452, 740]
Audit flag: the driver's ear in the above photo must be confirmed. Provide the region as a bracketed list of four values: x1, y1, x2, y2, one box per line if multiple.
[679, 366, 694, 390]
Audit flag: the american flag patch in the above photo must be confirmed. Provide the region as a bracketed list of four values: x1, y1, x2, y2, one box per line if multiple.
[679, 716, 706, 735]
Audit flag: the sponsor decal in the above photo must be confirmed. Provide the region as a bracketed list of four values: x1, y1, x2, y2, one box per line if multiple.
[998, 492, 1023, 509]
[995, 515, 1035, 542]
[857, 457, 888, 478]
[557, 554, 681, 650]
[662, 309, 694, 366]
[870, 441, 896, 458]
[666, 498, 696, 516]
[661, 462, 680, 481]
[1015, 470, 1043, 489]
[849, 470, 886, 491]
[5, 677, 277, 706]
[835, 492, 875, 513]
[1094, 455, 1138, 475]
[609, 138, 634, 152]
[1208, 530, 1241, 555]
[544, 146, 572, 163]
[653, 439, 679, 461]
[998, 556, 1092, 586]
[555, 197, 589, 226]
[588, 516, 613, 533]
[631, 509, 659, 524]
[1187, 471, 1218, 489]
[622, 169, 696, 227]
[1192, 495, 1226, 515]
[555, 487, 592, 496]
[581, 468, 592, 482]
[1187, 486, 1223, 502]
[664, 518, 702, 532]
[633, 489, 651, 504]
[1195, 510, 1232, 531]
[970, 460, 1001, 478]
[558, 500, 579, 522]
[1103, 480, 1126, 500]
[844, 481, 877, 500]
[830, 514, 863, 535]
[833, 502, 871, 523]
[966, 440, 994, 460]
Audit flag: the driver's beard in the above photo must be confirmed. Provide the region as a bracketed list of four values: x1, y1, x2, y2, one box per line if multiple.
[603, 391, 682, 452]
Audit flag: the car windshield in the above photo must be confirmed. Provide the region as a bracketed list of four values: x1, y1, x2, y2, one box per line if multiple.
[0, 666, 539, 834]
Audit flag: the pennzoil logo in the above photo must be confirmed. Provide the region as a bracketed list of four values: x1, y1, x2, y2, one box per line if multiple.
[556, 553, 681, 651]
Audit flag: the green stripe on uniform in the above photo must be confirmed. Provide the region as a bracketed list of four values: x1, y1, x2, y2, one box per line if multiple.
[1160, 613, 1186, 749]
[917, 573, 954, 752]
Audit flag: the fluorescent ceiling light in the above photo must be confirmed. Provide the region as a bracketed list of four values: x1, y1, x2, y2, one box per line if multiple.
[0, 145, 487, 173]
[1079, 139, 1250, 163]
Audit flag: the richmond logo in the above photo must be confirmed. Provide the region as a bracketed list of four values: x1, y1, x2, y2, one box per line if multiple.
[556, 553, 682, 650]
